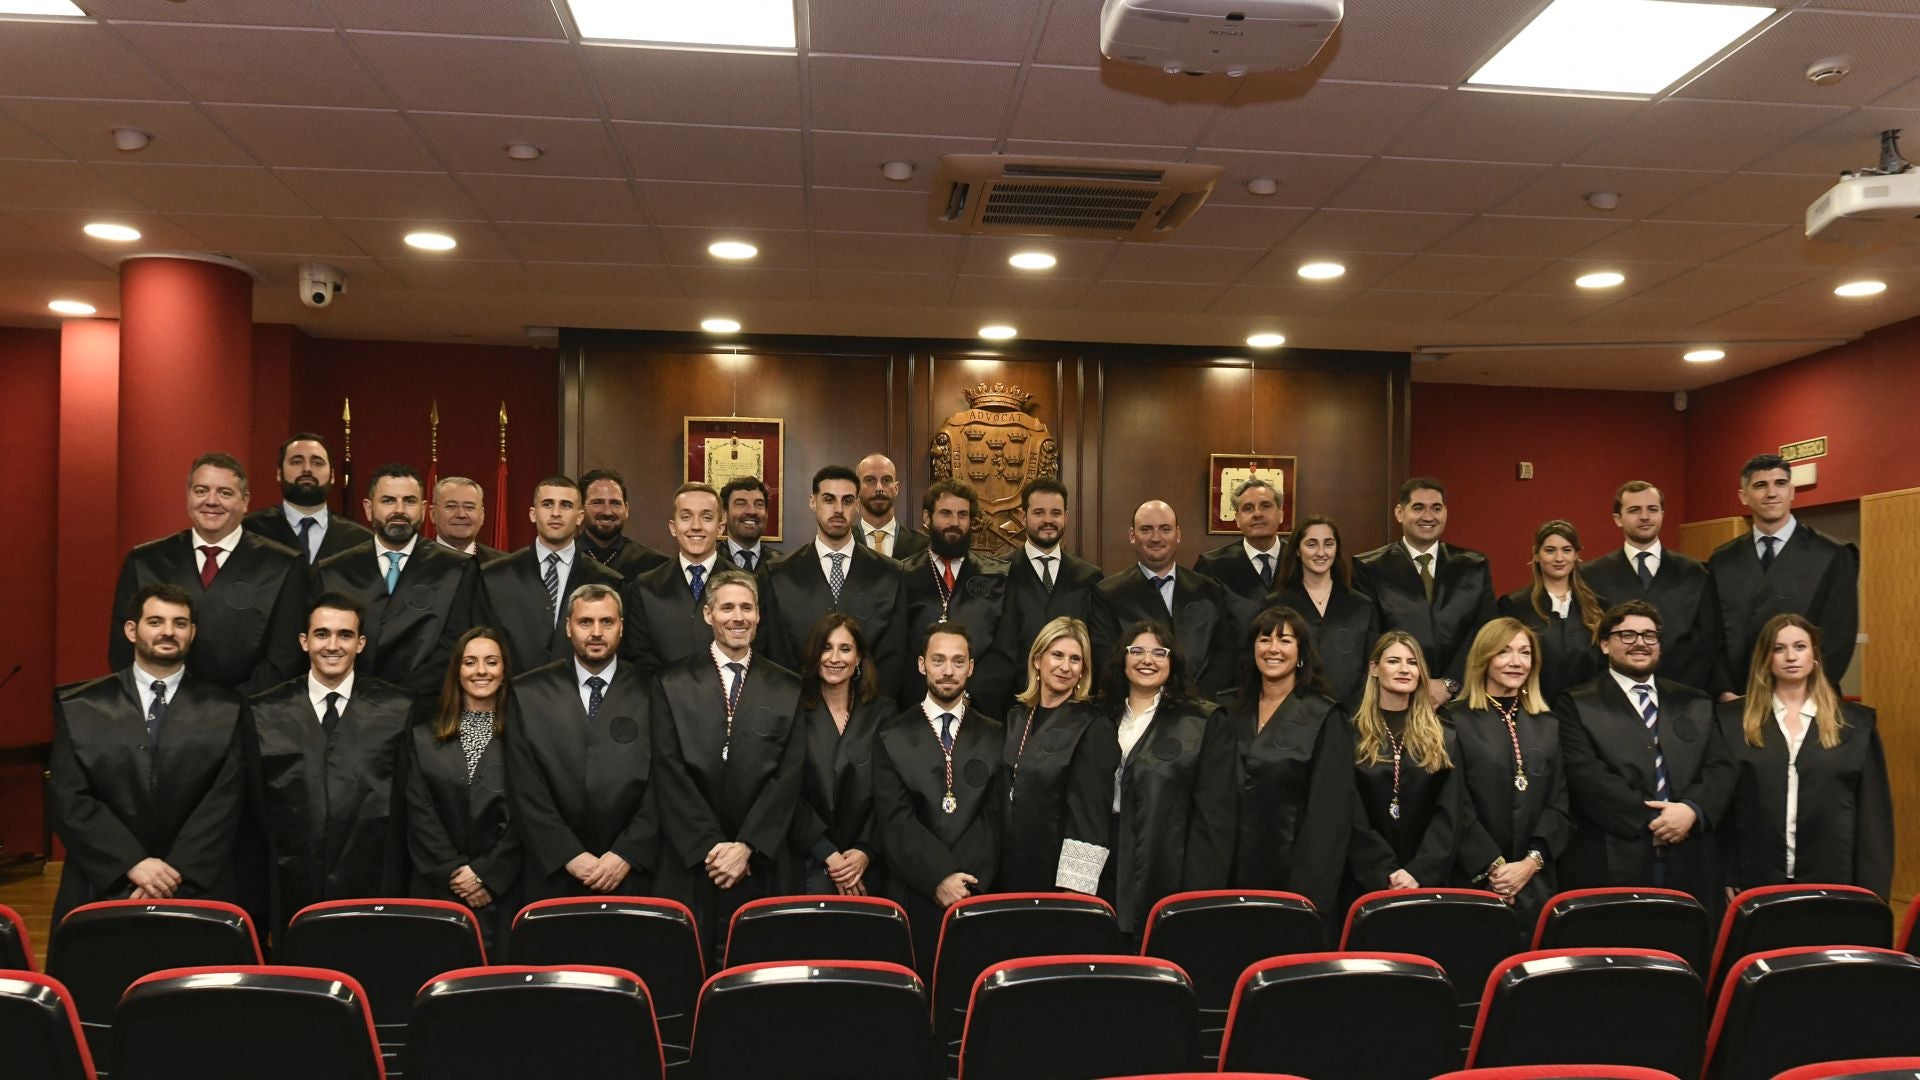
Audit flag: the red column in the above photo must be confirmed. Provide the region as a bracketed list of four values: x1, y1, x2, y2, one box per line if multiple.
[57, 319, 121, 684]
[116, 255, 255, 551]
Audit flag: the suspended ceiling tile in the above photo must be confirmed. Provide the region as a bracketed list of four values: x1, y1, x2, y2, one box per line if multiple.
[1744, 107, 1916, 176]
[656, 226, 811, 269]
[1714, 227, 1920, 270]
[1453, 292, 1620, 326]
[1574, 295, 1748, 331]
[373, 257, 535, 292]
[1335, 289, 1490, 321]
[1570, 220, 1784, 262]
[812, 270, 953, 306]
[202, 105, 438, 170]
[948, 273, 1095, 309]
[1311, 0, 1545, 85]
[1079, 279, 1230, 313]
[1008, 63, 1236, 146]
[328, 218, 516, 260]
[672, 266, 815, 301]
[1674, 11, 1920, 107]
[1688, 301, 1851, 335]
[642, 181, 809, 230]
[1, 99, 254, 166]
[1571, 99, 1847, 172]
[1492, 165, 1724, 220]
[273, 168, 482, 220]
[493, 222, 665, 264]
[0, 21, 183, 100]
[810, 131, 995, 192]
[1375, 253, 1556, 293]
[1177, 149, 1371, 209]
[521, 263, 681, 297]
[2, 207, 209, 251]
[1100, 242, 1267, 284]
[412, 114, 627, 179]
[1271, 208, 1471, 255]
[955, 235, 1120, 278]
[324, 0, 568, 38]
[1203, 82, 1447, 157]
[1649, 173, 1836, 226]
[1503, 259, 1693, 297]
[459, 174, 646, 225]
[89, 0, 327, 26]
[1633, 263, 1825, 305]
[587, 48, 803, 127]
[1207, 283, 1358, 316]
[611, 122, 805, 185]
[1168, 205, 1312, 249]
[167, 213, 365, 256]
[93, 163, 314, 216]
[0, 107, 68, 160]
[808, 56, 1019, 138]
[810, 0, 1044, 62]
[1237, 249, 1414, 290]
[808, 186, 929, 233]
[114, 25, 389, 108]
[1383, 90, 1643, 164]
[1428, 215, 1632, 259]
[347, 33, 599, 116]
[1032, 0, 1105, 66]
[812, 231, 964, 275]
[1328, 158, 1549, 215]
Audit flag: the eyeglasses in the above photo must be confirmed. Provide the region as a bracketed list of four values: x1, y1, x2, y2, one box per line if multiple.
[1125, 646, 1171, 659]
[1607, 629, 1660, 644]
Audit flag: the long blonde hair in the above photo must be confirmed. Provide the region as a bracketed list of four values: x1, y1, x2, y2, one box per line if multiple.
[1464, 617, 1546, 714]
[1354, 631, 1451, 771]
[1017, 616, 1093, 707]
[1740, 613, 1847, 749]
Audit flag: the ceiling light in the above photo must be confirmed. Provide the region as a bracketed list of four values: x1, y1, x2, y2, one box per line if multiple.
[48, 299, 95, 316]
[1246, 333, 1287, 348]
[1585, 191, 1621, 211]
[1246, 177, 1279, 197]
[1683, 348, 1725, 363]
[1834, 280, 1886, 298]
[978, 325, 1018, 341]
[112, 128, 151, 153]
[1008, 252, 1057, 271]
[1575, 271, 1625, 289]
[1297, 262, 1346, 280]
[404, 231, 457, 252]
[566, 0, 797, 50]
[881, 160, 916, 182]
[701, 318, 742, 333]
[505, 142, 543, 161]
[0, 1, 87, 18]
[708, 241, 758, 261]
[1468, 0, 1774, 97]
[83, 222, 141, 242]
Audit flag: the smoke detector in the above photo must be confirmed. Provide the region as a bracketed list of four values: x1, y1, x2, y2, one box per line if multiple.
[1806, 57, 1850, 87]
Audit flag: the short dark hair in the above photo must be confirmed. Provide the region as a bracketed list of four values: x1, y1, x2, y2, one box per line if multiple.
[308, 591, 365, 628]
[922, 478, 979, 520]
[127, 582, 196, 624]
[365, 462, 423, 499]
[1398, 476, 1445, 505]
[1235, 606, 1327, 699]
[277, 432, 331, 467]
[1098, 620, 1194, 717]
[579, 468, 628, 502]
[921, 619, 973, 658]
[813, 465, 858, 493]
[1020, 477, 1069, 511]
[1613, 480, 1661, 515]
[720, 476, 769, 505]
[1597, 599, 1662, 640]
[531, 474, 581, 502]
[189, 452, 248, 491]
[1740, 453, 1792, 485]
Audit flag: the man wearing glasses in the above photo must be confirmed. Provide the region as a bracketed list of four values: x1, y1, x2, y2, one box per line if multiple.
[1554, 600, 1734, 912]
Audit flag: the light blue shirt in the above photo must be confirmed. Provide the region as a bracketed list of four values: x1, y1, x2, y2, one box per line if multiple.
[1137, 564, 1176, 615]
[281, 503, 332, 562]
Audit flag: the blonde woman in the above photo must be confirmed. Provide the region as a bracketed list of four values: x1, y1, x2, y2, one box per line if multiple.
[1495, 520, 1604, 701]
[998, 617, 1120, 893]
[1442, 618, 1570, 922]
[1348, 631, 1468, 893]
[1715, 613, 1892, 896]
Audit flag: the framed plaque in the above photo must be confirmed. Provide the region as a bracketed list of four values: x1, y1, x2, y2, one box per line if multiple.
[685, 416, 784, 542]
[1208, 453, 1297, 535]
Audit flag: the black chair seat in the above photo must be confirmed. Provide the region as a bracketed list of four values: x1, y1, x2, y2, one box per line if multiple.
[1468, 948, 1704, 1079]
[1219, 951, 1460, 1080]
[506, 896, 703, 1067]
[959, 955, 1198, 1080]
[1533, 888, 1712, 975]
[690, 960, 930, 1079]
[724, 895, 914, 968]
[112, 965, 383, 1080]
[407, 964, 665, 1080]
[0, 970, 96, 1080]
[1705, 946, 1920, 1080]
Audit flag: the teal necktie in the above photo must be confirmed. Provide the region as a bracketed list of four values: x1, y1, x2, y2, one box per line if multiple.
[384, 551, 405, 594]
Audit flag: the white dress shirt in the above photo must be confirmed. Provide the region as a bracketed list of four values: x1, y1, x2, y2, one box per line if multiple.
[193, 526, 244, 576]
[1114, 690, 1163, 810]
[1772, 695, 1817, 878]
[814, 536, 858, 584]
[1608, 666, 1656, 712]
[681, 552, 719, 586]
[1624, 539, 1664, 580]
[861, 519, 899, 557]
[726, 540, 768, 568]
[536, 538, 577, 577]
[307, 670, 356, 725]
[281, 504, 332, 562]
[1546, 590, 1572, 618]
[920, 695, 966, 746]
[1243, 538, 1281, 575]
[134, 663, 186, 719]
[1402, 538, 1440, 564]
[1753, 515, 1798, 559]
[435, 536, 477, 556]
[373, 532, 419, 578]
[573, 656, 617, 714]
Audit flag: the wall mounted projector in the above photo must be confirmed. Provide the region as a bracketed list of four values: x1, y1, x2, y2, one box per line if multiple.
[1099, 0, 1343, 76]
[1806, 129, 1920, 241]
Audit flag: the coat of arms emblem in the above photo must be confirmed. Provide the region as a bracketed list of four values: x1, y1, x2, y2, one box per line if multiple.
[930, 382, 1058, 557]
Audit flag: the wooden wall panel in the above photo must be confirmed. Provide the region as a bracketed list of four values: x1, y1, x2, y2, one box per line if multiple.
[1862, 486, 1920, 905]
[1675, 516, 1747, 562]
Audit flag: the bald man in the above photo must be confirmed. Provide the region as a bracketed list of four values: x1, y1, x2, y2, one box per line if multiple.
[853, 453, 928, 561]
[1088, 500, 1238, 694]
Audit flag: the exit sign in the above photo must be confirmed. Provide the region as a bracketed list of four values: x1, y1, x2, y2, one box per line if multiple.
[1780, 436, 1827, 462]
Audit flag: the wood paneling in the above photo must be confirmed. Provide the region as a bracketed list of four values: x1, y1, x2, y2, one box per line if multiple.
[1862, 486, 1920, 905]
[1676, 516, 1747, 562]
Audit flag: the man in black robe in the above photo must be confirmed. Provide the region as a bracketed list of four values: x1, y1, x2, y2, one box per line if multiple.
[1582, 480, 1722, 694]
[242, 432, 372, 565]
[1088, 500, 1237, 694]
[52, 584, 245, 922]
[579, 467, 670, 579]
[1351, 476, 1496, 708]
[898, 479, 1017, 715]
[622, 483, 737, 679]
[429, 476, 505, 562]
[853, 452, 929, 560]
[477, 474, 624, 670]
[994, 479, 1103, 668]
[1193, 475, 1288, 642]
[720, 476, 781, 570]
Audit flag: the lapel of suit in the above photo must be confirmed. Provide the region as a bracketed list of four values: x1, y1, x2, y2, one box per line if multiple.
[1377, 544, 1423, 600]
[667, 656, 725, 762]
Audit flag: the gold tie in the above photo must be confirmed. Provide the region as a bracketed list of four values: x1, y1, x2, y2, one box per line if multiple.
[1415, 552, 1435, 602]
[869, 528, 887, 557]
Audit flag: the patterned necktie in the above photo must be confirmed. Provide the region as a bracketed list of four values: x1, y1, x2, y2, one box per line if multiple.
[938, 711, 955, 755]
[1636, 550, 1654, 589]
[1038, 555, 1055, 593]
[585, 675, 606, 719]
[1150, 575, 1173, 616]
[198, 545, 222, 589]
[1633, 684, 1671, 802]
[544, 553, 562, 624]
[688, 563, 706, 602]
[1415, 552, 1435, 602]
[737, 549, 755, 572]
[725, 662, 745, 717]
[828, 552, 847, 602]
[298, 517, 318, 563]
[147, 679, 168, 745]
[1257, 552, 1274, 588]
[1759, 535, 1778, 572]
[384, 551, 405, 595]
[321, 691, 342, 739]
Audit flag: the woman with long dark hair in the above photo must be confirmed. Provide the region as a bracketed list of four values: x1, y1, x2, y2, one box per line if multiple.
[408, 626, 522, 953]
[787, 612, 887, 896]
[1496, 519, 1604, 701]
[1347, 631, 1468, 894]
[1000, 616, 1120, 893]
[1271, 515, 1379, 706]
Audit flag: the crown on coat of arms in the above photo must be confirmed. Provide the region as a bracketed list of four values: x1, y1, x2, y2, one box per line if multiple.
[962, 382, 1033, 412]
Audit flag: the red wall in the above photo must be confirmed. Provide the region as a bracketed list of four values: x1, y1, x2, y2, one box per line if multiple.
[1411, 383, 1690, 596]
[0, 328, 61, 858]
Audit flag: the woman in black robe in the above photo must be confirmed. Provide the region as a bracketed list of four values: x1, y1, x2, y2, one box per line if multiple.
[1347, 631, 1469, 897]
[786, 613, 886, 896]
[1270, 514, 1379, 708]
[999, 616, 1119, 893]
[1496, 519, 1604, 702]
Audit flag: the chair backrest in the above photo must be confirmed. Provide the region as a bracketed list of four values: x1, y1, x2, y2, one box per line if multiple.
[1097, 1075, 1311, 1080]
[505, 896, 703, 1064]
[1433, 1069, 1684, 1079]
[1342, 889, 1520, 1005]
[1533, 888, 1712, 974]
[931, 892, 1120, 1050]
[407, 965, 664, 1080]
[1705, 946, 1920, 1080]
[958, 954, 1198, 1080]
[1708, 885, 1891, 996]
[689, 960, 929, 1080]
[1219, 951, 1461, 1080]
[1773, 1059, 1920, 1080]
[1468, 948, 1703, 1077]
[1896, 898, 1920, 955]
[0, 971, 96, 1080]
[1140, 890, 1323, 1013]
[723, 895, 914, 969]
[278, 899, 484, 1030]
[0, 902, 34, 971]
[112, 965, 385, 1080]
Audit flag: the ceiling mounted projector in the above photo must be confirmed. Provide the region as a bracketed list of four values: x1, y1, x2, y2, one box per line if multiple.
[1099, 0, 1343, 76]
[1807, 129, 1920, 242]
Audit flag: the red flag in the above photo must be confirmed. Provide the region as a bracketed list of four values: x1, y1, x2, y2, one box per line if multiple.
[423, 400, 439, 540]
[490, 402, 510, 551]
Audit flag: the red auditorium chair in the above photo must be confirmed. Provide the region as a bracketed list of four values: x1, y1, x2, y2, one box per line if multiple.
[1773, 1059, 1920, 1079]
[1, 902, 33, 970]
[723, 894, 914, 968]
[1466, 948, 1704, 1079]
[1100, 1074, 1310, 1079]
[276, 899, 483, 1077]
[1433, 1068, 1684, 1079]
[0, 970, 96, 1080]
[111, 965, 384, 1080]
[1342, 888, 1519, 1038]
[1217, 952, 1461, 1079]
[1897, 898, 1920, 954]
[688, 959, 930, 1079]
[1706, 885, 1891, 997]
[957, 955, 1199, 1080]
[1704, 946, 1920, 1080]
[1139, 889, 1322, 1057]
[406, 965, 664, 1080]
[1532, 888, 1713, 975]
[44, 899, 261, 1066]
[505, 896, 703, 1067]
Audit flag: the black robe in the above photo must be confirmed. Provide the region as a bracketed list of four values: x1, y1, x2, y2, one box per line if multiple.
[51, 670, 245, 922]
[1348, 722, 1470, 893]
[243, 505, 373, 565]
[1714, 699, 1893, 897]
[650, 652, 805, 951]
[761, 542, 909, 701]
[1270, 581, 1380, 708]
[436, 539, 506, 564]
[1351, 542, 1497, 690]
[999, 701, 1120, 893]
[313, 540, 479, 698]
[476, 546, 624, 671]
[1497, 587, 1604, 704]
[1707, 524, 1860, 689]
[618, 554, 739, 680]
[898, 552, 1018, 715]
[110, 530, 309, 694]
[505, 658, 658, 901]
[857, 519, 928, 561]
[1107, 697, 1239, 934]
[786, 697, 887, 895]
[406, 721, 522, 953]
[1089, 568, 1239, 695]
[993, 547, 1104, 672]
[245, 673, 411, 929]
[1223, 688, 1353, 921]
[579, 533, 671, 580]
[1442, 701, 1573, 923]
[1584, 547, 1722, 694]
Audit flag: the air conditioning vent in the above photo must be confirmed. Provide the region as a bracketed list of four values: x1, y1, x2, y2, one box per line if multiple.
[929, 154, 1224, 240]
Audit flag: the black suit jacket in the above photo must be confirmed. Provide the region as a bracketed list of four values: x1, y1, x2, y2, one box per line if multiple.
[1270, 582, 1380, 708]
[1224, 689, 1352, 918]
[999, 701, 1119, 893]
[1584, 547, 1722, 694]
[858, 520, 928, 561]
[505, 659, 658, 900]
[406, 722, 522, 905]
[787, 698, 887, 886]
[618, 554, 740, 679]
[761, 542, 909, 700]
[580, 534, 671, 580]
[476, 546, 624, 671]
[1196, 540, 1287, 646]
[1352, 542, 1496, 688]
[1110, 697, 1239, 932]
[898, 552, 1018, 715]
[1089, 567, 1239, 695]
[111, 530, 309, 694]
[995, 548, 1104, 671]
[51, 669, 245, 921]
[244, 673, 412, 928]
[1442, 701, 1572, 917]
[313, 541, 479, 698]
[243, 506, 373, 565]
[1497, 587, 1604, 703]
[1707, 525, 1859, 688]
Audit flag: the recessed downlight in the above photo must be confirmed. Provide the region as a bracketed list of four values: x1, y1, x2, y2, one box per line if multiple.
[83, 222, 141, 242]
[701, 318, 742, 333]
[1297, 262, 1345, 280]
[978, 325, 1018, 341]
[49, 299, 96, 316]
[1575, 271, 1626, 289]
[708, 241, 758, 261]
[1008, 251, 1057, 271]
[404, 231, 457, 252]
[1834, 279, 1886, 298]
[1683, 348, 1725, 363]
[1246, 333, 1287, 348]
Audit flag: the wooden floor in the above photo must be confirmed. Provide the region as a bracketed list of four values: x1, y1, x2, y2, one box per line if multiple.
[0, 862, 58, 968]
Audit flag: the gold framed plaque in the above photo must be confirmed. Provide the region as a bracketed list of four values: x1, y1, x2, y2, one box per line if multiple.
[685, 416, 784, 542]
[1208, 453, 1297, 536]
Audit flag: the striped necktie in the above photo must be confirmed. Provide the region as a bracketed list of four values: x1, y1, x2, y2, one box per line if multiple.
[544, 553, 562, 624]
[1633, 683, 1670, 801]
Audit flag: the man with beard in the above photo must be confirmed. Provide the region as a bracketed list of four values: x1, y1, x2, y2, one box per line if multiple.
[506, 583, 660, 900]
[720, 476, 780, 571]
[1581, 481, 1722, 694]
[579, 468, 670, 579]
[1089, 501, 1238, 694]
[111, 453, 309, 694]
[477, 475, 624, 670]
[1555, 600, 1733, 909]
[872, 622, 1004, 980]
[622, 483, 739, 678]
[994, 479, 1103, 666]
[245, 593, 412, 929]
[898, 480, 1017, 715]
[652, 571, 804, 956]
[243, 433, 372, 564]
[430, 476, 505, 562]
[1194, 477, 1288, 642]
[1351, 477, 1496, 708]
[762, 466, 909, 700]
[52, 584, 246, 922]
[313, 463, 479, 697]
[853, 452, 928, 561]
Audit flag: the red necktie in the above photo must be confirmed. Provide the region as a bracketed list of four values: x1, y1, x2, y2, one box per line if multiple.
[942, 560, 956, 595]
[198, 545, 222, 589]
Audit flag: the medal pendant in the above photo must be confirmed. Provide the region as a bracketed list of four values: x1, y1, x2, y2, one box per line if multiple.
[1514, 772, 1529, 792]
[1389, 798, 1401, 821]
[721, 744, 729, 762]
[941, 793, 958, 814]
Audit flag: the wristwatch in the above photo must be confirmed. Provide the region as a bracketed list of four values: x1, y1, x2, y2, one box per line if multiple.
[1443, 677, 1462, 697]
[1526, 849, 1546, 870]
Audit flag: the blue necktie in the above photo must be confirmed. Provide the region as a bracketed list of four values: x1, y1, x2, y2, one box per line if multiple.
[1633, 684, 1670, 802]
[147, 680, 168, 745]
[1150, 574, 1173, 616]
[938, 711, 955, 755]
[585, 675, 606, 719]
[689, 563, 706, 602]
[726, 662, 745, 716]
[384, 551, 405, 594]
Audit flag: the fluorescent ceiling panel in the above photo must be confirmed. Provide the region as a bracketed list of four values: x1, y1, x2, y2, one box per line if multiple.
[1468, 0, 1774, 97]
[568, 0, 797, 50]
[0, 0, 87, 15]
